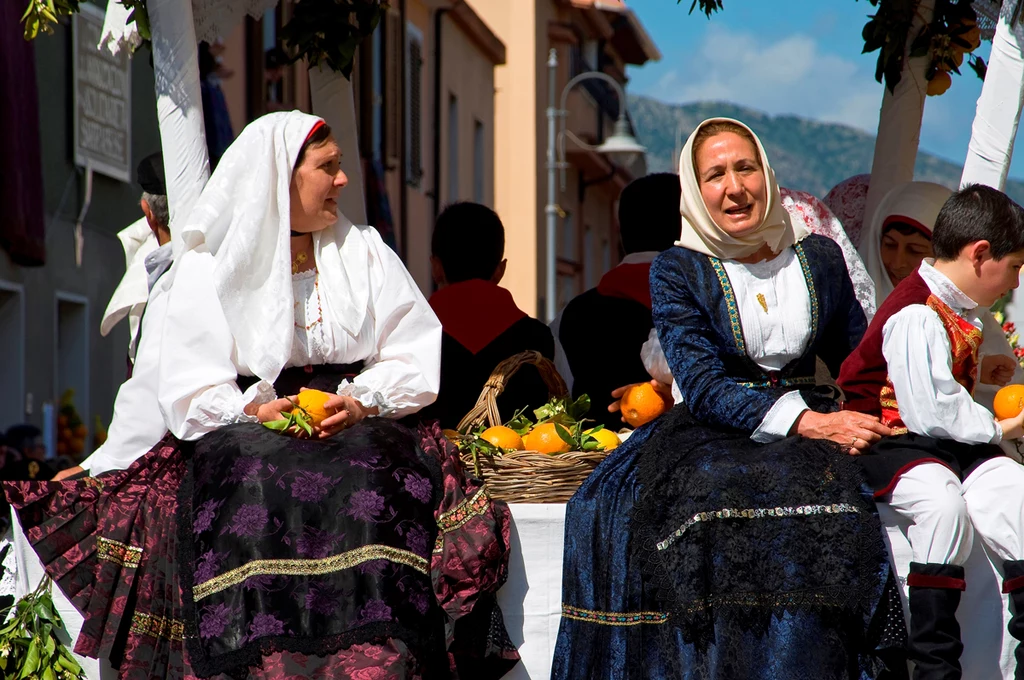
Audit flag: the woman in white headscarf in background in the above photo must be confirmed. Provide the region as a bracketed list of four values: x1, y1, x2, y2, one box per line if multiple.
[5, 111, 519, 680]
[553, 118, 903, 680]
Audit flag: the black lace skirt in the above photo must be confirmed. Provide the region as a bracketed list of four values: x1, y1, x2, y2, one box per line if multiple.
[630, 406, 905, 678]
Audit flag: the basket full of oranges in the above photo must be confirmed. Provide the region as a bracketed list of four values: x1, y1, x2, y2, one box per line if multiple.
[448, 351, 631, 503]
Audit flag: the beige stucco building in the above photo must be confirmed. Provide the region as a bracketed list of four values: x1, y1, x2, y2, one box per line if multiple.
[216, 0, 657, 313]
[472, 0, 659, 317]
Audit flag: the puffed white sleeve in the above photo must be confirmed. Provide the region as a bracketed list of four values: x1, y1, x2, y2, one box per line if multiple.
[640, 329, 683, 403]
[336, 232, 441, 418]
[157, 250, 277, 441]
[882, 306, 1001, 444]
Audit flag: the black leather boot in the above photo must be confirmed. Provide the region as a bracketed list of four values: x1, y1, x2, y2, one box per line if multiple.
[907, 562, 965, 680]
[1003, 560, 1024, 679]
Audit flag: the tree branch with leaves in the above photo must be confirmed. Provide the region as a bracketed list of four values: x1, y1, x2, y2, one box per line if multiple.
[680, 0, 985, 96]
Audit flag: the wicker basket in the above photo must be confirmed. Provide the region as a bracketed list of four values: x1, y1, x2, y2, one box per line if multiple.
[455, 351, 611, 503]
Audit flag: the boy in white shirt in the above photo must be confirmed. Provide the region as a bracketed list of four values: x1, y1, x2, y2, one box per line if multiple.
[853, 184, 1024, 679]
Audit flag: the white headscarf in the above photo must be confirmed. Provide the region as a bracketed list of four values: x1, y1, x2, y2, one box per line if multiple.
[172, 110, 370, 382]
[859, 181, 952, 307]
[676, 118, 807, 260]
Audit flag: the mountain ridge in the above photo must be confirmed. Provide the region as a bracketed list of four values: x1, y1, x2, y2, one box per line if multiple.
[628, 95, 1024, 206]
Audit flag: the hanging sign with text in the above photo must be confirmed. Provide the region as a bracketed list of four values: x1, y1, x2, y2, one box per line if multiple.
[72, 3, 132, 182]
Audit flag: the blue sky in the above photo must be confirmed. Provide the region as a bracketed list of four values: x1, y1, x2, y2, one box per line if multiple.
[624, 0, 1024, 179]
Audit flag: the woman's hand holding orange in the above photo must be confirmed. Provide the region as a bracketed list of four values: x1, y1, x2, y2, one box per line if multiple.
[315, 394, 378, 438]
[247, 397, 296, 424]
[608, 380, 675, 420]
[792, 410, 891, 455]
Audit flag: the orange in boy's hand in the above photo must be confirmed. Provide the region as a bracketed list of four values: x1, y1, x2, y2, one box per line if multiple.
[523, 423, 572, 455]
[994, 385, 1024, 420]
[294, 389, 337, 428]
[620, 382, 668, 428]
[480, 426, 525, 451]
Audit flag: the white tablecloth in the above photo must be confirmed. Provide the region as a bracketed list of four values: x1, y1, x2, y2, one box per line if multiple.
[496, 503, 566, 680]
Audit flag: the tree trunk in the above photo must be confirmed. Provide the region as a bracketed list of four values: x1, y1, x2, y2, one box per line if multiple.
[863, 0, 936, 224]
[960, 5, 1024, 190]
[148, 0, 211, 232]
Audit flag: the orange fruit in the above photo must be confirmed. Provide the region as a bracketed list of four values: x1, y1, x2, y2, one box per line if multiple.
[523, 423, 572, 454]
[620, 383, 668, 428]
[585, 427, 620, 451]
[294, 389, 337, 427]
[480, 426, 525, 451]
[927, 71, 952, 97]
[74, 424, 88, 438]
[994, 385, 1024, 420]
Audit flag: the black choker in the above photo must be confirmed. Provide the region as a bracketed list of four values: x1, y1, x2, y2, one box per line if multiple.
[290, 230, 303, 237]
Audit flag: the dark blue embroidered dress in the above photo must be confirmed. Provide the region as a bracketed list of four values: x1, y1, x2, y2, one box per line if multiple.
[553, 234, 905, 680]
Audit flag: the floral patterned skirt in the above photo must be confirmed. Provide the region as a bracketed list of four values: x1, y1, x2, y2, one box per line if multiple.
[3, 421, 519, 680]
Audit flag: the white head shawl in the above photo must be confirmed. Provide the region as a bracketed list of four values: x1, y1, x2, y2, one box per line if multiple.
[858, 181, 952, 307]
[172, 110, 370, 382]
[677, 118, 808, 260]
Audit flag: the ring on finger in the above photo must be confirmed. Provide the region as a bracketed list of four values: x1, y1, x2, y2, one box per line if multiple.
[851, 437, 858, 447]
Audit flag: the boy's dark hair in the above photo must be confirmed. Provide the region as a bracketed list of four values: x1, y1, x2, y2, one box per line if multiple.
[619, 173, 682, 254]
[432, 202, 505, 283]
[932, 184, 1024, 260]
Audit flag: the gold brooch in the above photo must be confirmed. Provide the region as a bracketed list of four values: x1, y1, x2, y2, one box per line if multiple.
[756, 293, 768, 313]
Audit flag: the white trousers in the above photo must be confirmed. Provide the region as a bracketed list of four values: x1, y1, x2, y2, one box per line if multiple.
[888, 457, 1024, 569]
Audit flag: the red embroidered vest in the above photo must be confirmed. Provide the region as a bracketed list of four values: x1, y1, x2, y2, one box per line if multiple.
[880, 295, 983, 433]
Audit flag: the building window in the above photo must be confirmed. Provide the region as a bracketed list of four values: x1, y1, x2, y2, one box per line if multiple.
[55, 293, 90, 449]
[0, 283, 24, 432]
[405, 23, 424, 187]
[448, 93, 459, 204]
[473, 120, 485, 204]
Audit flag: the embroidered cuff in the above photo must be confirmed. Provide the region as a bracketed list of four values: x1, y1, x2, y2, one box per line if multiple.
[751, 391, 809, 443]
[237, 380, 277, 423]
[337, 380, 395, 418]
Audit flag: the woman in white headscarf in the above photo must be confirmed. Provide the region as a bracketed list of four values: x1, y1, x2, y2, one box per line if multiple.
[553, 118, 903, 680]
[859, 181, 951, 309]
[5, 112, 519, 680]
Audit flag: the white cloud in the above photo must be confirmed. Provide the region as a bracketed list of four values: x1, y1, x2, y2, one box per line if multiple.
[644, 26, 885, 134]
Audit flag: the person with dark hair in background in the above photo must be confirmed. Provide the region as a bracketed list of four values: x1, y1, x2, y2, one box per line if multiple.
[420, 201, 555, 429]
[2, 424, 53, 481]
[552, 173, 681, 428]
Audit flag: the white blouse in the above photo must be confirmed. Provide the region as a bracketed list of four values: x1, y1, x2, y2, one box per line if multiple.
[158, 227, 442, 441]
[882, 260, 1001, 445]
[82, 273, 174, 475]
[642, 247, 815, 442]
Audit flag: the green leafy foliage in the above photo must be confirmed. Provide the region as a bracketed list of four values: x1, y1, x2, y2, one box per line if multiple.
[262, 397, 314, 437]
[0, 578, 85, 680]
[281, 0, 386, 79]
[682, 0, 724, 18]
[20, 0, 80, 40]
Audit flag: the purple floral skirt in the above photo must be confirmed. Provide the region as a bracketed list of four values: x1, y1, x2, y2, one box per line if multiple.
[4, 421, 519, 679]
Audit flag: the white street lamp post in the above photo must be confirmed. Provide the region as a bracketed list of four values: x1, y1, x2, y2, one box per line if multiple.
[544, 48, 646, 322]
